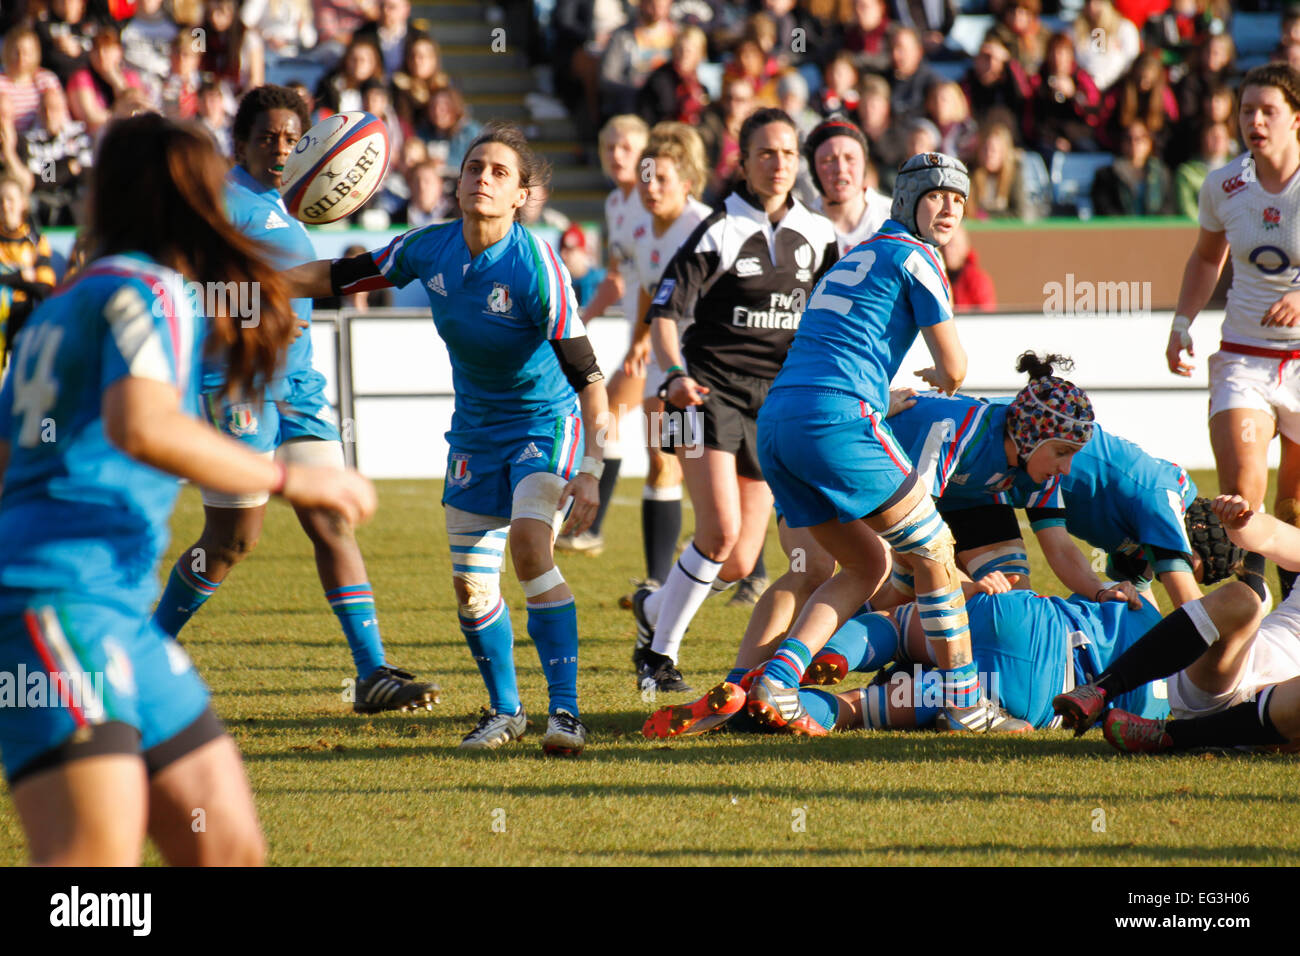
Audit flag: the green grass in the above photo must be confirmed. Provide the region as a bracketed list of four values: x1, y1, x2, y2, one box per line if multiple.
[2, 472, 1298, 866]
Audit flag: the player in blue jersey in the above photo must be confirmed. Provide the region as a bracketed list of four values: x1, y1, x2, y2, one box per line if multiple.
[751, 151, 1031, 734]
[150, 86, 440, 717]
[0, 115, 377, 864]
[282, 122, 610, 756]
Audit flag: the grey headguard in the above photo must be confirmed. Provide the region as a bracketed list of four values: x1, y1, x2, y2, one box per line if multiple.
[890, 151, 970, 237]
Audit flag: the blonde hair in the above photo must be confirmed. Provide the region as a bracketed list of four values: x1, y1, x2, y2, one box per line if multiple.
[598, 115, 650, 178]
[969, 120, 1018, 214]
[644, 122, 709, 199]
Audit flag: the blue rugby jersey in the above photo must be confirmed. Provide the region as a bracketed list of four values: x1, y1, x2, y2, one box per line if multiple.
[0, 254, 203, 613]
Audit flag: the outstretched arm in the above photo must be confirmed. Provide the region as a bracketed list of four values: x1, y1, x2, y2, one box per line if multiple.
[1212, 495, 1300, 572]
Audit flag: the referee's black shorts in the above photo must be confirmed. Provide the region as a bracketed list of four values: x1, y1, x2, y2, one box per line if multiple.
[660, 364, 770, 480]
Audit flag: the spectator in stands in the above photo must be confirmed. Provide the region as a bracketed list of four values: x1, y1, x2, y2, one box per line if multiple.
[818, 51, 861, 117]
[2, 26, 64, 137]
[35, 0, 99, 86]
[0, 91, 36, 196]
[636, 24, 709, 126]
[160, 33, 202, 120]
[903, 114, 940, 156]
[243, 0, 319, 61]
[777, 69, 822, 138]
[988, 0, 1047, 75]
[357, 0, 410, 75]
[171, 0, 205, 29]
[961, 36, 1031, 133]
[926, 80, 977, 163]
[361, 77, 402, 159]
[1107, 52, 1178, 157]
[418, 86, 481, 169]
[1144, 0, 1224, 79]
[888, 25, 940, 122]
[1091, 119, 1174, 216]
[552, 0, 629, 142]
[0, 173, 56, 353]
[942, 224, 996, 312]
[1173, 32, 1236, 142]
[857, 72, 908, 188]
[316, 34, 383, 114]
[791, 0, 851, 71]
[968, 118, 1039, 221]
[202, 0, 265, 94]
[22, 86, 92, 227]
[559, 224, 606, 308]
[1073, 0, 1140, 92]
[400, 158, 452, 226]
[120, 0, 177, 91]
[698, 75, 756, 200]
[287, 79, 325, 124]
[599, 0, 677, 121]
[312, 0, 379, 63]
[762, 0, 801, 62]
[890, 0, 958, 60]
[1173, 119, 1236, 218]
[841, 0, 892, 77]
[723, 33, 781, 108]
[66, 27, 146, 135]
[392, 32, 448, 133]
[197, 78, 233, 155]
[1029, 31, 1104, 155]
[1277, 40, 1300, 74]
[521, 181, 571, 232]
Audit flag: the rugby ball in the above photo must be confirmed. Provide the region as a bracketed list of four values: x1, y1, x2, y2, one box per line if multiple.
[280, 111, 391, 224]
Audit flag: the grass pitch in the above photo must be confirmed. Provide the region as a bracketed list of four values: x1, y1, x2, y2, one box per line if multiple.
[2, 473, 1298, 866]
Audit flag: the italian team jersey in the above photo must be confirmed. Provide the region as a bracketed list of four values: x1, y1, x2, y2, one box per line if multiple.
[201, 165, 320, 398]
[1058, 423, 1196, 557]
[0, 254, 203, 613]
[888, 393, 1064, 510]
[771, 219, 952, 416]
[369, 220, 585, 431]
[1199, 154, 1300, 347]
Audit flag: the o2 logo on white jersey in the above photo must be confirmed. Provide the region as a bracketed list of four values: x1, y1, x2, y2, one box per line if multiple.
[1248, 245, 1300, 284]
[735, 257, 762, 277]
[487, 283, 512, 313]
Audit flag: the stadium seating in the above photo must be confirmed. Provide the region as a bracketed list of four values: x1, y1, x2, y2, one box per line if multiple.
[1049, 150, 1115, 218]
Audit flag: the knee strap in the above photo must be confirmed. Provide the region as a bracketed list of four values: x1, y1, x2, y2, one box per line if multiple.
[522, 566, 566, 598]
[879, 496, 955, 567]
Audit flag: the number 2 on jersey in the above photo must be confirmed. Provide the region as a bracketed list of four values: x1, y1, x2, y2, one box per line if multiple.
[809, 248, 876, 313]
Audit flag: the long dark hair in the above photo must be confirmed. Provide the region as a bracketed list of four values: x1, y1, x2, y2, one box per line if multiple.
[460, 121, 552, 222]
[88, 114, 295, 396]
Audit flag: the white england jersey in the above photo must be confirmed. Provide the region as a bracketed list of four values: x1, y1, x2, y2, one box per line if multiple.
[629, 197, 712, 305]
[605, 186, 649, 321]
[1199, 155, 1300, 348]
[816, 187, 893, 256]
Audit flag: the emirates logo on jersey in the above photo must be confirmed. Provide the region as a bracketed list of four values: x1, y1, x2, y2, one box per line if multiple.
[1264, 206, 1281, 230]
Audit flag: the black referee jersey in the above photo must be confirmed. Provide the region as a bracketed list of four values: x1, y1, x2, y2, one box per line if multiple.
[644, 182, 839, 381]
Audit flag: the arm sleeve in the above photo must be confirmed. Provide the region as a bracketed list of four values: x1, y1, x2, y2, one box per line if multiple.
[1026, 506, 1067, 533]
[533, 237, 586, 340]
[1150, 544, 1194, 576]
[902, 247, 954, 328]
[550, 335, 605, 392]
[643, 218, 718, 325]
[350, 239, 406, 290]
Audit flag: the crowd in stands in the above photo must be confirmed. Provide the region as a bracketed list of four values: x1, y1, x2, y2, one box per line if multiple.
[550, 0, 1292, 219]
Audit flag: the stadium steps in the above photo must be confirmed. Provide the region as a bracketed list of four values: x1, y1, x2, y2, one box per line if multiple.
[412, 0, 608, 223]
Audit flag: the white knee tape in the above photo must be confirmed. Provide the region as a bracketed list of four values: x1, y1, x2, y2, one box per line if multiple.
[456, 571, 501, 618]
[446, 507, 509, 617]
[512, 471, 570, 531]
[277, 437, 345, 468]
[1183, 598, 1221, 646]
[522, 566, 565, 598]
[880, 496, 955, 567]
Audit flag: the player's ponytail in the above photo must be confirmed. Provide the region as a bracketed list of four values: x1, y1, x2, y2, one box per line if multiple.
[1015, 351, 1074, 381]
[87, 113, 295, 398]
[1006, 351, 1094, 462]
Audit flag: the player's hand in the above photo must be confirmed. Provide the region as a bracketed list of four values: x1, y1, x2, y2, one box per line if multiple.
[281, 465, 377, 526]
[1095, 581, 1143, 610]
[975, 571, 1021, 595]
[913, 367, 957, 394]
[1211, 493, 1255, 531]
[623, 338, 651, 378]
[559, 472, 600, 536]
[887, 386, 918, 417]
[668, 375, 709, 407]
[1166, 329, 1194, 376]
[1263, 290, 1300, 327]
[294, 317, 310, 340]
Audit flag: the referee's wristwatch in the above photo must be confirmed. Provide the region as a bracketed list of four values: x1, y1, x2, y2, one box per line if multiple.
[657, 364, 687, 401]
[579, 456, 604, 481]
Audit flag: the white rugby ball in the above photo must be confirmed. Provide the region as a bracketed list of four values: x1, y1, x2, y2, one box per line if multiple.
[280, 111, 391, 224]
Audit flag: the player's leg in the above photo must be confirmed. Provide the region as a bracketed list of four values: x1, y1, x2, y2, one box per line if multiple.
[1209, 406, 1275, 600]
[146, 733, 265, 866]
[557, 367, 639, 553]
[281, 438, 439, 712]
[641, 397, 683, 587]
[709, 475, 772, 601]
[153, 502, 267, 639]
[1055, 580, 1264, 733]
[1273, 430, 1300, 599]
[509, 470, 587, 755]
[809, 668, 946, 733]
[12, 755, 149, 865]
[1105, 675, 1299, 753]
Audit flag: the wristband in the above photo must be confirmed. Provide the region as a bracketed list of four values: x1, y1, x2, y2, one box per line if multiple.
[1172, 314, 1192, 334]
[665, 364, 685, 376]
[270, 461, 287, 496]
[579, 455, 604, 481]
[1094, 587, 1108, 602]
[657, 370, 687, 401]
